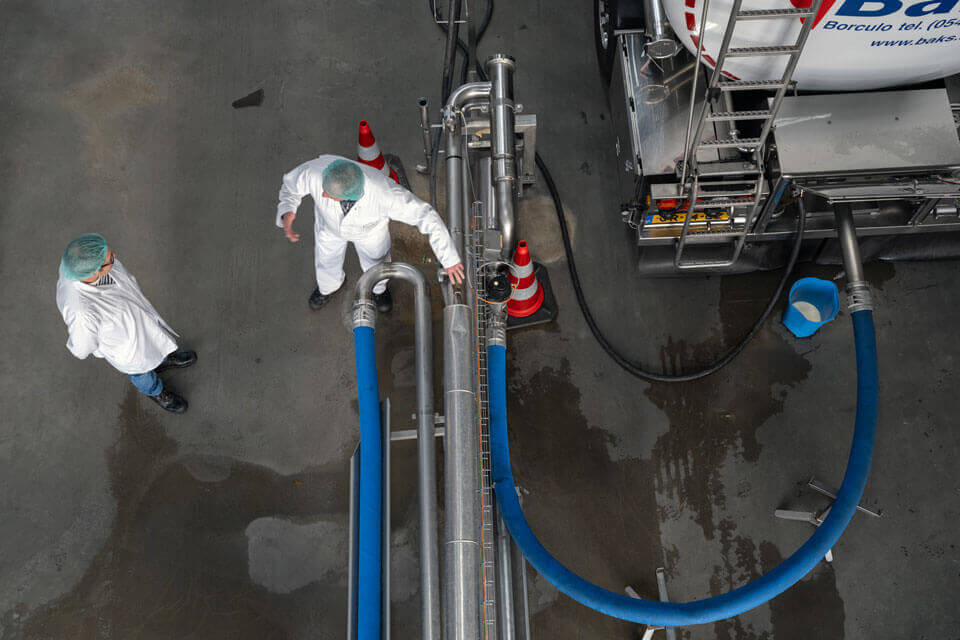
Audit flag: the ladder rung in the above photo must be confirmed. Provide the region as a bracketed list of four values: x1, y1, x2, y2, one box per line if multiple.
[726, 45, 799, 57]
[697, 189, 759, 198]
[736, 8, 815, 19]
[696, 161, 762, 176]
[718, 80, 785, 91]
[694, 198, 757, 208]
[706, 110, 771, 122]
[698, 137, 762, 149]
[683, 228, 748, 240]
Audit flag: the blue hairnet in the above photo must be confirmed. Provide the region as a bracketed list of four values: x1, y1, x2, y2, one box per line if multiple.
[60, 233, 108, 281]
[322, 159, 365, 200]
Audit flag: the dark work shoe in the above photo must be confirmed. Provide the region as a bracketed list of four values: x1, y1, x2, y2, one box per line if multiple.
[156, 350, 197, 373]
[373, 288, 393, 313]
[149, 389, 188, 413]
[309, 287, 333, 310]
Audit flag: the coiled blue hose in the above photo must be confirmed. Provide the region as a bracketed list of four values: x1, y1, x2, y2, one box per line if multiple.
[488, 309, 878, 626]
[354, 326, 382, 639]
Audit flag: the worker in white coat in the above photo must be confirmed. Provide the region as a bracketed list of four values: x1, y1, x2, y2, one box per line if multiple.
[56, 233, 197, 413]
[276, 155, 464, 311]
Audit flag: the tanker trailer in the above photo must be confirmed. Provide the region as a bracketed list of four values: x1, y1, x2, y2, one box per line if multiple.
[596, 0, 960, 274]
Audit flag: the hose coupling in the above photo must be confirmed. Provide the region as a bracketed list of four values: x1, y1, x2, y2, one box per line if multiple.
[487, 308, 507, 347]
[846, 281, 873, 313]
[352, 299, 377, 329]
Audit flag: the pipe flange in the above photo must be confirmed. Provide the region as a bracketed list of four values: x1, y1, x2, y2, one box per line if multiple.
[846, 281, 873, 313]
[485, 53, 516, 70]
[352, 300, 377, 329]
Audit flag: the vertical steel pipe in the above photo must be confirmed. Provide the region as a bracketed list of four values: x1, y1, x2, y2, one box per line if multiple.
[835, 204, 865, 285]
[381, 400, 392, 639]
[511, 531, 532, 640]
[419, 98, 432, 174]
[834, 203, 873, 313]
[445, 128, 465, 257]
[496, 508, 517, 640]
[354, 262, 440, 640]
[443, 303, 481, 640]
[440, 79, 492, 640]
[486, 54, 518, 260]
[643, 0, 680, 59]
[442, 81, 491, 259]
[347, 445, 360, 640]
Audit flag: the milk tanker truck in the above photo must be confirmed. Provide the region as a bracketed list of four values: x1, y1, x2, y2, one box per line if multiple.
[594, 0, 960, 273]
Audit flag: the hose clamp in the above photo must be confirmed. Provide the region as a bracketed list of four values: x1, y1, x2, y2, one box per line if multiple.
[846, 281, 873, 313]
[487, 311, 507, 347]
[352, 300, 377, 329]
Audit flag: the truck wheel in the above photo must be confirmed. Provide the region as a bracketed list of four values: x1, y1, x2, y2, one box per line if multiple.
[595, 0, 618, 84]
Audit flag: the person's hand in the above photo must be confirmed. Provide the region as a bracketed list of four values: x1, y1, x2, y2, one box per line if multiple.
[446, 262, 465, 285]
[281, 212, 300, 243]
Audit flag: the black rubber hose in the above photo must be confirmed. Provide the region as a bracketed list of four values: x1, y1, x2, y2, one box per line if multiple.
[536, 152, 807, 382]
[428, 0, 494, 85]
[440, 0, 463, 104]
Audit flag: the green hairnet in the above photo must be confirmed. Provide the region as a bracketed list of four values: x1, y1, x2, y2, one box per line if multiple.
[322, 159, 365, 200]
[60, 233, 108, 281]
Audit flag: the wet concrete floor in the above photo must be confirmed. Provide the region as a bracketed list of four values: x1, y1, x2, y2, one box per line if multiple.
[2, 1, 959, 639]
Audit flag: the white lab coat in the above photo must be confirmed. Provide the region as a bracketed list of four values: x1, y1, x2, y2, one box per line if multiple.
[56, 260, 178, 375]
[276, 154, 461, 294]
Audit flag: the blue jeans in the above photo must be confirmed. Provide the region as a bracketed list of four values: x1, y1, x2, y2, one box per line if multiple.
[128, 370, 163, 396]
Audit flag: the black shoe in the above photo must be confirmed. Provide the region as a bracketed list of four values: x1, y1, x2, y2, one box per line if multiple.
[373, 288, 392, 313]
[309, 287, 333, 310]
[156, 350, 197, 373]
[149, 389, 188, 413]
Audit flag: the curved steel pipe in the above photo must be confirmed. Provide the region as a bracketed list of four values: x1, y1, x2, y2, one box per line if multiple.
[353, 262, 441, 640]
[445, 81, 492, 115]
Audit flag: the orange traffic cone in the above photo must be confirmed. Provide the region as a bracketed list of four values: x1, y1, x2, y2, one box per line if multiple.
[507, 240, 545, 318]
[357, 120, 400, 184]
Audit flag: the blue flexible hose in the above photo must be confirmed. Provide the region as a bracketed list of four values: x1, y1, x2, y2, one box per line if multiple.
[354, 326, 382, 639]
[488, 309, 878, 626]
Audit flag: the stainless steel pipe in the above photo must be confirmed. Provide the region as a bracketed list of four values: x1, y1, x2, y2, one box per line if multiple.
[486, 54, 518, 260]
[418, 98, 432, 174]
[445, 81, 492, 115]
[644, 0, 680, 59]
[443, 303, 481, 640]
[496, 509, 516, 640]
[353, 262, 441, 640]
[834, 204, 865, 284]
[834, 203, 873, 313]
[445, 129, 465, 257]
[442, 81, 492, 256]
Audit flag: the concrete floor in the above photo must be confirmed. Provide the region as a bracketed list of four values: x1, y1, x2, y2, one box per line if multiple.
[2, 1, 959, 639]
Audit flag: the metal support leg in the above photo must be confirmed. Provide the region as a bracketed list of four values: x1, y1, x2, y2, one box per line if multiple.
[774, 476, 882, 563]
[628, 568, 677, 639]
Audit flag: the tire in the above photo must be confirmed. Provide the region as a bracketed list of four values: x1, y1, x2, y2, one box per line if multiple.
[594, 0, 618, 85]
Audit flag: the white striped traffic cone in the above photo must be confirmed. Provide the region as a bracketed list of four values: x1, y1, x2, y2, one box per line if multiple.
[507, 240, 545, 318]
[357, 120, 400, 184]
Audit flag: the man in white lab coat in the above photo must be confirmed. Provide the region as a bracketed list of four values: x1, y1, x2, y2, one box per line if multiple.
[56, 233, 196, 413]
[276, 156, 464, 311]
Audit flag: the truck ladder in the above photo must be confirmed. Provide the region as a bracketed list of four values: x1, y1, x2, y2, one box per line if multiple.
[675, 0, 820, 270]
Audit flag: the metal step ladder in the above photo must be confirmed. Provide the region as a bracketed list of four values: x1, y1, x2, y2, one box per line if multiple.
[675, 0, 820, 270]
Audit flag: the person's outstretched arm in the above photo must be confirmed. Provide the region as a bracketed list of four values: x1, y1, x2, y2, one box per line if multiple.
[276, 163, 311, 243]
[385, 182, 465, 283]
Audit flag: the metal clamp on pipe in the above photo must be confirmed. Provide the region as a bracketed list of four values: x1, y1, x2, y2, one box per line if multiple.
[353, 262, 442, 640]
